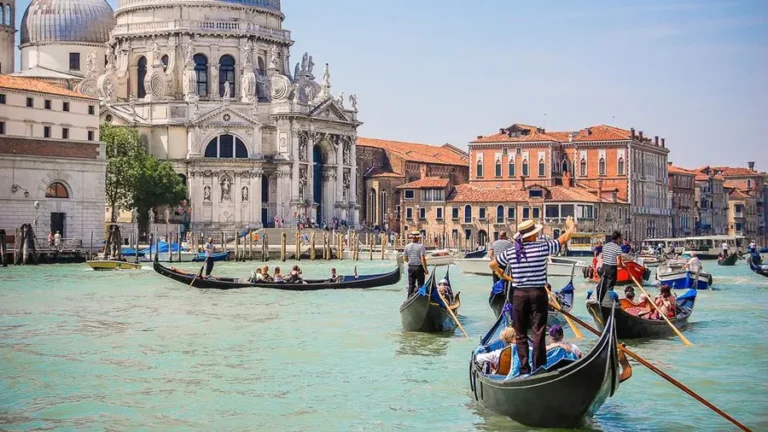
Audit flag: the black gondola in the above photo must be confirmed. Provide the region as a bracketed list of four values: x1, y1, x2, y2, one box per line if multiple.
[748, 254, 768, 278]
[469, 304, 628, 428]
[585, 289, 697, 339]
[464, 248, 487, 259]
[400, 267, 461, 333]
[717, 253, 739, 266]
[153, 255, 402, 290]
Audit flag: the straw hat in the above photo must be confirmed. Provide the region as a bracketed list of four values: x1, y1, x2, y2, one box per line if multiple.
[410, 231, 422, 238]
[515, 219, 543, 240]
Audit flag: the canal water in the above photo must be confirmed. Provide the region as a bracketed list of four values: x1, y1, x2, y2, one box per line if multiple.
[1, 259, 766, 431]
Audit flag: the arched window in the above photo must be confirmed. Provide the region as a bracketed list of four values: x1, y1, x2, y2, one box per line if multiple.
[137, 56, 147, 98]
[257, 57, 266, 75]
[464, 205, 472, 223]
[618, 157, 625, 175]
[161, 55, 169, 72]
[46, 182, 69, 198]
[538, 158, 546, 177]
[194, 54, 209, 97]
[508, 159, 515, 177]
[522, 159, 529, 177]
[580, 158, 587, 176]
[599, 157, 606, 176]
[476, 160, 483, 178]
[495, 159, 502, 177]
[219, 55, 236, 97]
[561, 159, 569, 174]
[4, 5, 9, 26]
[496, 205, 504, 223]
[204, 134, 248, 159]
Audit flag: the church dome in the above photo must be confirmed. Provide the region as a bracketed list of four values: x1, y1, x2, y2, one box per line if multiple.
[20, 0, 116, 46]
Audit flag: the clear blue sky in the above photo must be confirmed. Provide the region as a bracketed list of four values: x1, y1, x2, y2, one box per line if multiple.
[13, 0, 768, 169]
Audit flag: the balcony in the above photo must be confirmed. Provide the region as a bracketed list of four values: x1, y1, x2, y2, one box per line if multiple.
[734, 212, 744, 218]
[111, 20, 292, 41]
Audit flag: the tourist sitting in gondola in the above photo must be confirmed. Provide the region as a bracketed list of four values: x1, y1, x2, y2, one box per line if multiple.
[260, 266, 274, 282]
[621, 286, 652, 317]
[249, 268, 263, 282]
[474, 327, 516, 374]
[650, 285, 677, 319]
[273, 267, 286, 283]
[437, 278, 455, 304]
[286, 265, 303, 283]
[328, 268, 339, 283]
[546, 325, 583, 359]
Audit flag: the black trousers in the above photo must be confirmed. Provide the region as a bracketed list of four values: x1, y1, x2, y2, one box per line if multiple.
[205, 258, 214, 276]
[407, 265, 425, 297]
[512, 288, 549, 375]
[597, 264, 618, 303]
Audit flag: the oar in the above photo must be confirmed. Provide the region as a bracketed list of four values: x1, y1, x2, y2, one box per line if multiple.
[189, 256, 208, 288]
[626, 270, 692, 346]
[545, 284, 583, 339]
[437, 289, 468, 338]
[547, 300, 752, 432]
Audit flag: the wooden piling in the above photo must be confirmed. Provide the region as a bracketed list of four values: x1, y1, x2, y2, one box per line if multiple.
[338, 233, 344, 260]
[369, 233, 373, 261]
[381, 233, 386, 260]
[178, 226, 182, 262]
[310, 232, 316, 260]
[281, 232, 287, 262]
[248, 229, 253, 261]
[220, 231, 225, 257]
[296, 231, 301, 261]
[262, 233, 268, 262]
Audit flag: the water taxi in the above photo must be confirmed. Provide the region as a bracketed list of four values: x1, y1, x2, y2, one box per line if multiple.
[683, 235, 745, 260]
[565, 233, 604, 257]
[641, 238, 686, 255]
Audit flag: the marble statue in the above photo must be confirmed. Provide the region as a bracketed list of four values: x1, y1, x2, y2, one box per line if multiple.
[301, 53, 308, 71]
[269, 45, 280, 69]
[308, 55, 315, 74]
[242, 186, 249, 202]
[183, 68, 196, 97]
[241, 70, 255, 101]
[303, 85, 315, 101]
[152, 40, 160, 62]
[294, 63, 300, 80]
[185, 41, 194, 64]
[203, 186, 211, 202]
[349, 94, 358, 111]
[343, 142, 350, 165]
[243, 42, 253, 65]
[337, 91, 345, 108]
[221, 177, 231, 201]
[298, 137, 307, 162]
[223, 81, 231, 99]
[322, 63, 331, 87]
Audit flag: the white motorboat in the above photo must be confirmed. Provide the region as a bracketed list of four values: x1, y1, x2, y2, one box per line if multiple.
[453, 256, 583, 277]
[656, 261, 713, 289]
[425, 249, 454, 266]
[635, 254, 663, 268]
[453, 257, 492, 275]
[547, 256, 585, 277]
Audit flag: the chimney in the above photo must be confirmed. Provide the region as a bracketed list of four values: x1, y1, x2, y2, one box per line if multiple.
[748, 161, 755, 171]
[668, 161, 673, 166]
[638, 131, 644, 141]
[654, 136, 659, 146]
[630, 128, 636, 140]
[568, 132, 574, 143]
[499, 128, 506, 135]
[476, 135, 483, 139]
[661, 138, 665, 148]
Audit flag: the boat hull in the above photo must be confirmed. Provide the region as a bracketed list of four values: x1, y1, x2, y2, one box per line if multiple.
[400, 271, 460, 333]
[586, 295, 694, 339]
[656, 270, 711, 290]
[453, 258, 492, 275]
[191, 252, 230, 262]
[425, 250, 454, 266]
[716, 254, 739, 266]
[86, 260, 142, 271]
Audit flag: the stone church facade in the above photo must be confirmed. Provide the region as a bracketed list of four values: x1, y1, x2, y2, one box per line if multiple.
[89, 0, 360, 230]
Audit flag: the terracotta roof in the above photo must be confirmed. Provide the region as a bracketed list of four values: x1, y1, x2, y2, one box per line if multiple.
[446, 184, 624, 204]
[396, 177, 450, 189]
[570, 125, 632, 142]
[471, 124, 561, 144]
[710, 166, 761, 177]
[723, 181, 741, 189]
[357, 137, 469, 166]
[364, 167, 403, 179]
[729, 189, 750, 200]
[472, 124, 640, 144]
[668, 165, 696, 176]
[0, 74, 96, 99]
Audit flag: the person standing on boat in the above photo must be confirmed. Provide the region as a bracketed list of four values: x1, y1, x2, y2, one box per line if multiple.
[721, 241, 729, 257]
[596, 231, 624, 304]
[403, 231, 429, 297]
[204, 237, 215, 277]
[684, 252, 701, 273]
[488, 216, 576, 376]
[489, 232, 513, 283]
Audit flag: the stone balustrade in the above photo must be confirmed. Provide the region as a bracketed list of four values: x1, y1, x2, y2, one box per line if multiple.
[117, 0, 281, 12]
[112, 19, 291, 40]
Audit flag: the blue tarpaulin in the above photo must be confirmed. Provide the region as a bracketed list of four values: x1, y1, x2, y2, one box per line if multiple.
[139, 241, 182, 255]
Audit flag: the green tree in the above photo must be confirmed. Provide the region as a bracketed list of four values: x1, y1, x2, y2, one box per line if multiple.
[103, 123, 145, 223]
[133, 157, 187, 230]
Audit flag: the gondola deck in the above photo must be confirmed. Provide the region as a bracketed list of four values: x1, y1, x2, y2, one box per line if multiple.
[153, 255, 402, 290]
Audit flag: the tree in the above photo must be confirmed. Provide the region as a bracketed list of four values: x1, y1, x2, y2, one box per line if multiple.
[103, 123, 144, 223]
[133, 157, 187, 230]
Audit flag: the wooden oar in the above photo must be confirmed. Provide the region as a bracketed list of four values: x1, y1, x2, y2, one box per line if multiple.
[545, 284, 583, 339]
[189, 256, 208, 288]
[437, 266, 468, 338]
[547, 300, 752, 432]
[626, 271, 692, 346]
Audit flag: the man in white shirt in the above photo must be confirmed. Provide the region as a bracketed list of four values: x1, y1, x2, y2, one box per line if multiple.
[721, 241, 729, 256]
[684, 252, 701, 273]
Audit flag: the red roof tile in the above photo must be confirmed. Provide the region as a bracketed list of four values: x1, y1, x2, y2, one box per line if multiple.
[472, 124, 638, 144]
[446, 184, 624, 204]
[668, 165, 696, 175]
[570, 125, 632, 142]
[365, 167, 402, 178]
[0, 74, 97, 99]
[357, 137, 469, 166]
[471, 124, 561, 144]
[710, 166, 761, 177]
[396, 177, 451, 189]
[728, 189, 750, 199]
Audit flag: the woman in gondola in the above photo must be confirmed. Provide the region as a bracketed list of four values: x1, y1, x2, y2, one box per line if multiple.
[546, 324, 583, 359]
[260, 266, 274, 282]
[437, 278, 454, 304]
[273, 267, 286, 283]
[474, 327, 516, 373]
[651, 285, 676, 320]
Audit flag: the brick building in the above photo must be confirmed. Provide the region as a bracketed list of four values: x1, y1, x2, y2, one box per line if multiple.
[668, 164, 696, 237]
[693, 167, 728, 236]
[0, 74, 106, 248]
[726, 188, 758, 238]
[356, 137, 469, 230]
[713, 163, 765, 242]
[468, 123, 671, 241]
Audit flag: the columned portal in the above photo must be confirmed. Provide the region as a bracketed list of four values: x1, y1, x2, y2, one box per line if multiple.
[313, 145, 324, 221]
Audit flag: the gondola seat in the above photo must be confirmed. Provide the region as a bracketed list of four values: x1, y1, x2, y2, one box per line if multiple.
[496, 346, 512, 375]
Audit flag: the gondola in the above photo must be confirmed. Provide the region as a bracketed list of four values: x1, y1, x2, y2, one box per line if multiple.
[400, 267, 461, 333]
[585, 289, 696, 339]
[488, 279, 575, 329]
[716, 253, 739, 266]
[153, 254, 402, 290]
[469, 304, 629, 428]
[464, 248, 487, 259]
[191, 251, 230, 262]
[748, 254, 768, 278]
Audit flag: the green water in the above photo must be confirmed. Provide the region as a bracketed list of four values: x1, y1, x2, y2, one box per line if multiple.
[1, 259, 767, 431]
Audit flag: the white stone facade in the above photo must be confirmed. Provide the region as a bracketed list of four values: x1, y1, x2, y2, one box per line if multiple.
[97, 0, 361, 230]
[0, 0, 14, 74]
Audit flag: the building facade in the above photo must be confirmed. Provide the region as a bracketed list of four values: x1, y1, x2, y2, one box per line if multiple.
[469, 123, 671, 242]
[713, 163, 765, 242]
[693, 167, 728, 236]
[668, 164, 696, 237]
[356, 137, 469, 230]
[0, 0, 14, 74]
[726, 189, 758, 238]
[0, 75, 105, 246]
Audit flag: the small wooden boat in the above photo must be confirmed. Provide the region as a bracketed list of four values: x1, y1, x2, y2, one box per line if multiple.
[464, 248, 487, 259]
[191, 251, 230, 262]
[656, 262, 713, 289]
[153, 255, 402, 290]
[425, 249, 454, 266]
[469, 304, 629, 428]
[748, 255, 768, 278]
[86, 260, 142, 271]
[716, 253, 738, 266]
[400, 268, 461, 333]
[585, 289, 696, 339]
[489, 280, 575, 328]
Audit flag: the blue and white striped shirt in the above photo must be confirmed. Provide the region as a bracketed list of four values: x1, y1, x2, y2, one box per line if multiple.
[496, 240, 561, 289]
[601, 242, 622, 266]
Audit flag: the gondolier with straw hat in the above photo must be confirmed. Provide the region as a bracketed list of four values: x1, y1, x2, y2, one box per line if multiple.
[489, 216, 576, 376]
[403, 231, 429, 297]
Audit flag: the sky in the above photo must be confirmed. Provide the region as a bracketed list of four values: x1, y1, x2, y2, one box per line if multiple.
[12, 0, 768, 170]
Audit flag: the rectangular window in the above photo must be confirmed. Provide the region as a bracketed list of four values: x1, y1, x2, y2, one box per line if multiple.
[507, 207, 515, 220]
[395, 205, 401, 219]
[561, 204, 575, 218]
[69, 53, 81, 71]
[0, 94, 6, 104]
[452, 229, 458, 240]
[88, 105, 95, 115]
[406, 207, 413, 220]
[87, 130, 94, 141]
[465, 229, 472, 240]
[545, 205, 559, 219]
[436, 207, 443, 220]
[495, 162, 502, 177]
[522, 162, 529, 177]
[419, 207, 426, 220]
[452, 207, 459, 220]
[508, 161, 515, 177]
[26, 97, 34, 107]
[0, 121, 4, 135]
[421, 189, 445, 202]
[533, 207, 540, 219]
[528, 189, 543, 198]
[476, 162, 484, 178]
[62, 128, 69, 139]
[45, 100, 52, 110]
[479, 207, 486, 220]
[44, 126, 51, 138]
[63, 102, 70, 112]
[404, 190, 415, 200]
[538, 161, 545, 177]
[523, 207, 530, 219]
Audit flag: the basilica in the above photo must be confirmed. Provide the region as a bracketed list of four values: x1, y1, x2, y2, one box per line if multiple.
[10, 0, 361, 230]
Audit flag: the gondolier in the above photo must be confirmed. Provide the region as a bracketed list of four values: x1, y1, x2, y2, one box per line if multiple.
[596, 231, 624, 303]
[489, 232, 513, 283]
[488, 216, 576, 376]
[403, 231, 429, 297]
[203, 237, 215, 277]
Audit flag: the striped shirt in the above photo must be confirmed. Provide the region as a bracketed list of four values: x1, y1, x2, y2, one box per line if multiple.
[496, 240, 561, 289]
[601, 242, 622, 266]
[491, 239, 513, 258]
[403, 242, 426, 266]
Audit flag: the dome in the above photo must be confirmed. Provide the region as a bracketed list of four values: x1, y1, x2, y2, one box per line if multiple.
[20, 0, 116, 46]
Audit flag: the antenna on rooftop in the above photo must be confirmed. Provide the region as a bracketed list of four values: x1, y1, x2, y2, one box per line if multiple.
[543, 113, 547, 129]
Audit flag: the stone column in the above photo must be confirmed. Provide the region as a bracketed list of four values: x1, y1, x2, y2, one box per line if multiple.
[308, 133, 316, 217]
[291, 126, 300, 202]
[210, 45, 220, 99]
[350, 139, 359, 226]
[252, 170, 263, 228]
[277, 166, 291, 223]
[336, 136, 344, 205]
